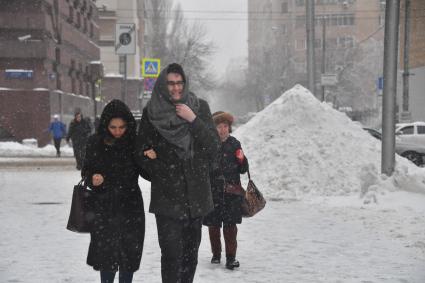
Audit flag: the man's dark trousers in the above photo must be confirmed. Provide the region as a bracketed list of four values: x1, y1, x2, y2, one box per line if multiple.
[155, 215, 203, 283]
[53, 138, 62, 156]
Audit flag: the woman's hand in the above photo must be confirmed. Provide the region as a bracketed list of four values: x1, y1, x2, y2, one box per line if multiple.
[175, 104, 196, 122]
[92, 174, 104, 187]
[235, 149, 244, 163]
[144, 149, 157, 159]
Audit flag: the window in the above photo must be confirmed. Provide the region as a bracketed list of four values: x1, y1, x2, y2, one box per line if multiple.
[418, 126, 425, 134]
[281, 24, 287, 34]
[281, 2, 288, 13]
[76, 12, 81, 28]
[83, 17, 87, 33]
[55, 48, 61, 63]
[296, 0, 305, 6]
[295, 39, 306, 50]
[296, 16, 305, 28]
[90, 22, 94, 38]
[399, 126, 414, 135]
[68, 6, 74, 23]
[337, 36, 354, 49]
[56, 73, 62, 90]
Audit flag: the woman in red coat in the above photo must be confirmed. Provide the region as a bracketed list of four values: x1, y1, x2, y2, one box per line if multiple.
[203, 111, 249, 270]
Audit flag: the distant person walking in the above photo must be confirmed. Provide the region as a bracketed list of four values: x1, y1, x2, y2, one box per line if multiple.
[67, 111, 92, 170]
[203, 111, 249, 270]
[48, 114, 66, 157]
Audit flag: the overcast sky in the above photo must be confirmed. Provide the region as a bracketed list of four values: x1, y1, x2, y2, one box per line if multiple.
[175, 0, 248, 77]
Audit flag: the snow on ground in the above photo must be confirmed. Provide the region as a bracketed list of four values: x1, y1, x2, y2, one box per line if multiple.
[0, 169, 424, 282]
[234, 85, 425, 201]
[1, 85, 425, 282]
[0, 141, 73, 157]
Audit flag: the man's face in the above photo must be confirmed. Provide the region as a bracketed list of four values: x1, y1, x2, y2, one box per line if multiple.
[75, 114, 82, 122]
[166, 73, 184, 102]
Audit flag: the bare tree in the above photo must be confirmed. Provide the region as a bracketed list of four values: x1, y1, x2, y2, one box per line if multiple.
[144, 0, 216, 93]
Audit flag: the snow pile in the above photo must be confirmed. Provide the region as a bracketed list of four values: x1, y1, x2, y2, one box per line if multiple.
[234, 85, 425, 200]
[0, 141, 73, 157]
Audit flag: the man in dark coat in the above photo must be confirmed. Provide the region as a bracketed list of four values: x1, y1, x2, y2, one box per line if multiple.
[82, 99, 149, 282]
[136, 63, 219, 283]
[66, 111, 92, 170]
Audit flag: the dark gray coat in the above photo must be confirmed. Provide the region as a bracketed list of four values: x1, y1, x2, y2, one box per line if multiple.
[136, 99, 219, 219]
[203, 136, 249, 226]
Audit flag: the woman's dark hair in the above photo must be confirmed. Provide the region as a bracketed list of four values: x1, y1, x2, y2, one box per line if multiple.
[97, 99, 136, 142]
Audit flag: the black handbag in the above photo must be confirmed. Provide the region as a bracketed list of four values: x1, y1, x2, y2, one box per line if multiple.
[66, 178, 95, 233]
[241, 169, 266, 218]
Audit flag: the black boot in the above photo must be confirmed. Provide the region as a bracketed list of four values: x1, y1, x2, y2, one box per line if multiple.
[211, 254, 221, 264]
[225, 256, 240, 270]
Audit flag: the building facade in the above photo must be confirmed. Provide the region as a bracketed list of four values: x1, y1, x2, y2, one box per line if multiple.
[248, 0, 385, 116]
[96, 0, 145, 111]
[398, 0, 425, 122]
[0, 0, 102, 145]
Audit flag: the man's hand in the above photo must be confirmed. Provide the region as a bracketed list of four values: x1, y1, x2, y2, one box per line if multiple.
[92, 174, 104, 187]
[144, 149, 157, 160]
[175, 104, 196, 123]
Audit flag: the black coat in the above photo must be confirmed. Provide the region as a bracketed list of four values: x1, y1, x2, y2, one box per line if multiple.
[67, 117, 92, 146]
[82, 100, 149, 272]
[136, 99, 219, 219]
[203, 136, 249, 226]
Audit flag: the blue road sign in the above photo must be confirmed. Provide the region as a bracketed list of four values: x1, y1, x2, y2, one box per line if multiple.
[142, 58, 160, 78]
[377, 76, 384, 90]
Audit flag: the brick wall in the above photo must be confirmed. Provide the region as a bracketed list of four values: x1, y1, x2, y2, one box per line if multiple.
[0, 90, 50, 146]
[100, 76, 142, 111]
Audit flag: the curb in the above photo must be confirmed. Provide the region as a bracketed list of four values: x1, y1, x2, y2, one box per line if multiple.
[0, 157, 76, 168]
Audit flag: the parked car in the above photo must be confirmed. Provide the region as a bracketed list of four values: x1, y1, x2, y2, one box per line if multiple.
[395, 121, 425, 146]
[363, 127, 425, 166]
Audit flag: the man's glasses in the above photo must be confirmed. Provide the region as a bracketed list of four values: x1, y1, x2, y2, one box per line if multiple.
[167, 80, 185, 87]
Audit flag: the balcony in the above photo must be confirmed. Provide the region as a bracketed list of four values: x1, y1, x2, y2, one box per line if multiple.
[0, 40, 48, 59]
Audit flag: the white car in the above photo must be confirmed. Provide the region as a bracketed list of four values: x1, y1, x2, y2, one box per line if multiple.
[395, 121, 425, 145]
[363, 127, 425, 166]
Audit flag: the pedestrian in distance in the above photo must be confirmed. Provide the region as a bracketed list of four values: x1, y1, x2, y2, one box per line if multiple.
[66, 110, 92, 170]
[203, 111, 249, 270]
[136, 63, 220, 283]
[82, 99, 150, 283]
[48, 114, 66, 157]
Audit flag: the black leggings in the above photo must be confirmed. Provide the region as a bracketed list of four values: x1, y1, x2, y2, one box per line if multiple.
[100, 271, 133, 283]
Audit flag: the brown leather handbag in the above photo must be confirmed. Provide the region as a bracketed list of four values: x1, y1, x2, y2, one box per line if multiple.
[240, 169, 266, 217]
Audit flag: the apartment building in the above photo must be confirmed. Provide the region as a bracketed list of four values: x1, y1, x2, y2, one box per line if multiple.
[96, 0, 145, 110]
[398, 0, 425, 122]
[248, 0, 385, 112]
[0, 0, 101, 146]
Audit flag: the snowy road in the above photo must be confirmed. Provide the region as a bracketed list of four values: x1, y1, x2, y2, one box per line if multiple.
[0, 168, 424, 282]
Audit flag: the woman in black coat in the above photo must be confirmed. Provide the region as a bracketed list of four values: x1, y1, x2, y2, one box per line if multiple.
[82, 99, 150, 283]
[203, 111, 249, 270]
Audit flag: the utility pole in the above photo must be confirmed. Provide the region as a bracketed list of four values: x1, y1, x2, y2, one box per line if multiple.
[123, 54, 127, 104]
[381, 0, 400, 176]
[321, 18, 326, 102]
[306, 0, 316, 95]
[401, 0, 411, 122]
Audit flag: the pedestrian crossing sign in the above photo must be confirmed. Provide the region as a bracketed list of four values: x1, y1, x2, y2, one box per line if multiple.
[142, 58, 161, 78]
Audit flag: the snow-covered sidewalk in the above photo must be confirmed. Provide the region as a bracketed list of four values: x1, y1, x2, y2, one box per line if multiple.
[0, 169, 424, 282]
